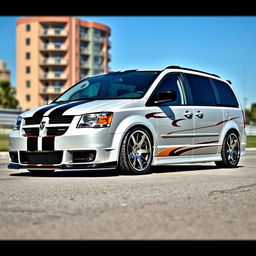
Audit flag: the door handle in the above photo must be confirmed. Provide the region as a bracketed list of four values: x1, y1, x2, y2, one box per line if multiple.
[195, 111, 204, 118]
[183, 111, 193, 118]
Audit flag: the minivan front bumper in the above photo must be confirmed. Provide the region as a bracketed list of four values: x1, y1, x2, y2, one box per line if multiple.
[8, 126, 120, 171]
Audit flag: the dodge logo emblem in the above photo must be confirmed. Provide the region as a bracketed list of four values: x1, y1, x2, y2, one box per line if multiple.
[40, 122, 46, 130]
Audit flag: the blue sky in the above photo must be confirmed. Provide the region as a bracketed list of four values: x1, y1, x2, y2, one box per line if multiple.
[0, 16, 256, 108]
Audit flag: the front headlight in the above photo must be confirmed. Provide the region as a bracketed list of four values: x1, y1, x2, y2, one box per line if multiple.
[77, 112, 113, 128]
[13, 116, 22, 130]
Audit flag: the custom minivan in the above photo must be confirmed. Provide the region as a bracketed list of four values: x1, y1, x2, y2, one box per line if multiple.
[8, 66, 246, 175]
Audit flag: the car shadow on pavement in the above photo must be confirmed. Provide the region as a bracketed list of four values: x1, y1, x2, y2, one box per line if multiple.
[10, 164, 244, 178]
[10, 169, 120, 178]
[152, 164, 244, 174]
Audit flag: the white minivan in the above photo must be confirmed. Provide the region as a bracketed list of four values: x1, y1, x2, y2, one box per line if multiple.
[9, 66, 246, 175]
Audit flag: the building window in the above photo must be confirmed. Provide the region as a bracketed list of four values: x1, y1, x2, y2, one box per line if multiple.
[26, 80, 30, 88]
[26, 38, 30, 45]
[26, 52, 30, 59]
[26, 95, 31, 102]
[26, 24, 30, 32]
[26, 66, 30, 73]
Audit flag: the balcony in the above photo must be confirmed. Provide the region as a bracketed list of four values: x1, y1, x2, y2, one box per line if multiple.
[40, 43, 67, 51]
[93, 50, 104, 57]
[80, 47, 90, 55]
[108, 40, 111, 48]
[80, 61, 90, 69]
[40, 86, 66, 95]
[93, 36, 104, 43]
[40, 58, 67, 66]
[80, 33, 90, 41]
[40, 28, 68, 37]
[40, 72, 68, 80]
[93, 63, 103, 70]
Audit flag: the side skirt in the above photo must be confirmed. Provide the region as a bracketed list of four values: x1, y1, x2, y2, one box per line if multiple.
[153, 154, 222, 165]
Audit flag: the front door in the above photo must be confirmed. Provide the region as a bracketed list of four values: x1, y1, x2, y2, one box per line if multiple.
[146, 73, 194, 158]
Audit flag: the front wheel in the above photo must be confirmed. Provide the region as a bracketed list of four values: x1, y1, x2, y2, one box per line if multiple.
[118, 127, 153, 175]
[215, 131, 240, 168]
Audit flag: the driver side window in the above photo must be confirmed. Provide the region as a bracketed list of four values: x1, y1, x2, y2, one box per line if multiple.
[150, 73, 184, 106]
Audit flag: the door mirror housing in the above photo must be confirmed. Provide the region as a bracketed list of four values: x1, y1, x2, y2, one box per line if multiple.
[154, 90, 177, 104]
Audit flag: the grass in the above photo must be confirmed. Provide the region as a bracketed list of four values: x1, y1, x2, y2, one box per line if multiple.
[246, 136, 256, 148]
[0, 134, 256, 152]
[0, 134, 9, 151]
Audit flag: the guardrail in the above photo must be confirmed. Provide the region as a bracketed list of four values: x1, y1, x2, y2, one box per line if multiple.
[246, 125, 256, 136]
[0, 108, 22, 127]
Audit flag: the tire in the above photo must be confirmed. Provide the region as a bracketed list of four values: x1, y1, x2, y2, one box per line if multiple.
[118, 127, 153, 175]
[215, 130, 240, 168]
[28, 170, 55, 176]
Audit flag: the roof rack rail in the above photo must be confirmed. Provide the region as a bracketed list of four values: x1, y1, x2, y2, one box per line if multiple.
[165, 65, 220, 78]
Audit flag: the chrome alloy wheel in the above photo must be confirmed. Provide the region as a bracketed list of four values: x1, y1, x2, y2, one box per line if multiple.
[225, 132, 240, 166]
[126, 130, 152, 172]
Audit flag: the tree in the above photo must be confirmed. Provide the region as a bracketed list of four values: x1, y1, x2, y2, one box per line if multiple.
[251, 103, 256, 124]
[0, 80, 19, 109]
[245, 108, 251, 125]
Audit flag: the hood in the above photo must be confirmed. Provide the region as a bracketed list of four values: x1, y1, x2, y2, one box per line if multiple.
[20, 99, 133, 118]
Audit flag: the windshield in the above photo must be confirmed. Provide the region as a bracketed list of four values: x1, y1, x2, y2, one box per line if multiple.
[53, 71, 160, 103]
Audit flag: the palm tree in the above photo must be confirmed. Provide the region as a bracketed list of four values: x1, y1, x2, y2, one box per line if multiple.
[0, 80, 19, 108]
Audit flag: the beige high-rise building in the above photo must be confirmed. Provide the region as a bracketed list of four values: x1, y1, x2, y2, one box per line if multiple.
[16, 16, 111, 110]
[0, 60, 11, 82]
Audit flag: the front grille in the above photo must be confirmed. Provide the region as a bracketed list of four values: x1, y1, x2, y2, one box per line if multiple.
[20, 151, 63, 164]
[24, 116, 73, 125]
[49, 116, 74, 124]
[24, 117, 42, 125]
[23, 128, 39, 136]
[46, 127, 68, 136]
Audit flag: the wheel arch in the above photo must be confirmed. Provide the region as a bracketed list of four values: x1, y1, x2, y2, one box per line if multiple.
[219, 120, 241, 146]
[111, 115, 157, 164]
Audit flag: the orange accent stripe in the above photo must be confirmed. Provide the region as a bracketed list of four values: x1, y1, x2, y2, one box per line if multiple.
[155, 147, 182, 157]
[156, 141, 221, 157]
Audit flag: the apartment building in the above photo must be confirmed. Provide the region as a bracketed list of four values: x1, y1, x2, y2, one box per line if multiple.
[16, 16, 111, 110]
[0, 60, 11, 82]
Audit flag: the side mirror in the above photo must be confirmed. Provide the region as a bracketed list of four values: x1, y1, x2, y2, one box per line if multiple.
[154, 90, 177, 104]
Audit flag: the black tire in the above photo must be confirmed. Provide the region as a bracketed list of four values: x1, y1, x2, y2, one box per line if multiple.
[118, 127, 153, 175]
[28, 170, 55, 176]
[215, 130, 240, 168]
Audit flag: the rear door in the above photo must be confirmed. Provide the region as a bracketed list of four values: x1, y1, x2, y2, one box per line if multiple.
[183, 73, 223, 156]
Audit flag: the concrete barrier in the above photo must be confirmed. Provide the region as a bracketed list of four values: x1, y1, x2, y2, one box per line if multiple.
[246, 125, 256, 136]
[0, 108, 22, 127]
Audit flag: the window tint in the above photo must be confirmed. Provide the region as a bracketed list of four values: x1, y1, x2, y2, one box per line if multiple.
[213, 79, 239, 107]
[186, 74, 216, 106]
[150, 73, 183, 105]
[53, 71, 160, 102]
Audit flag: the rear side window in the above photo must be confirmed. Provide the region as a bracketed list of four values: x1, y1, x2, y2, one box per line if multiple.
[212, 79, 239, 107]
[185, 74, 216, 106]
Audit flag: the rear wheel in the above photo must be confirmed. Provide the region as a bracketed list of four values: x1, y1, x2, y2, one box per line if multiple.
[118, 127, 153, 175]
[215, 131, 240, 168]
[28, 170, 55, 176]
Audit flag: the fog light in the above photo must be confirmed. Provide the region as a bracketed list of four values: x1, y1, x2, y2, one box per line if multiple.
[72, 151, 96, 163]
[85, 153, 96, 162]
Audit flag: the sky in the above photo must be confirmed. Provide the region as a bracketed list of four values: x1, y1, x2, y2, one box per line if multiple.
[0, 16, 256, 109]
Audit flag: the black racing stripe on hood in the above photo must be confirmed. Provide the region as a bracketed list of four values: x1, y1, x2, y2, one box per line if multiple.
[32, 103, 60, 117]
[48, 100, 93, 117]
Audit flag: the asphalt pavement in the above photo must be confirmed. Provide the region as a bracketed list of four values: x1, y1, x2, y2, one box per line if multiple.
[0, 150, 256, 240]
